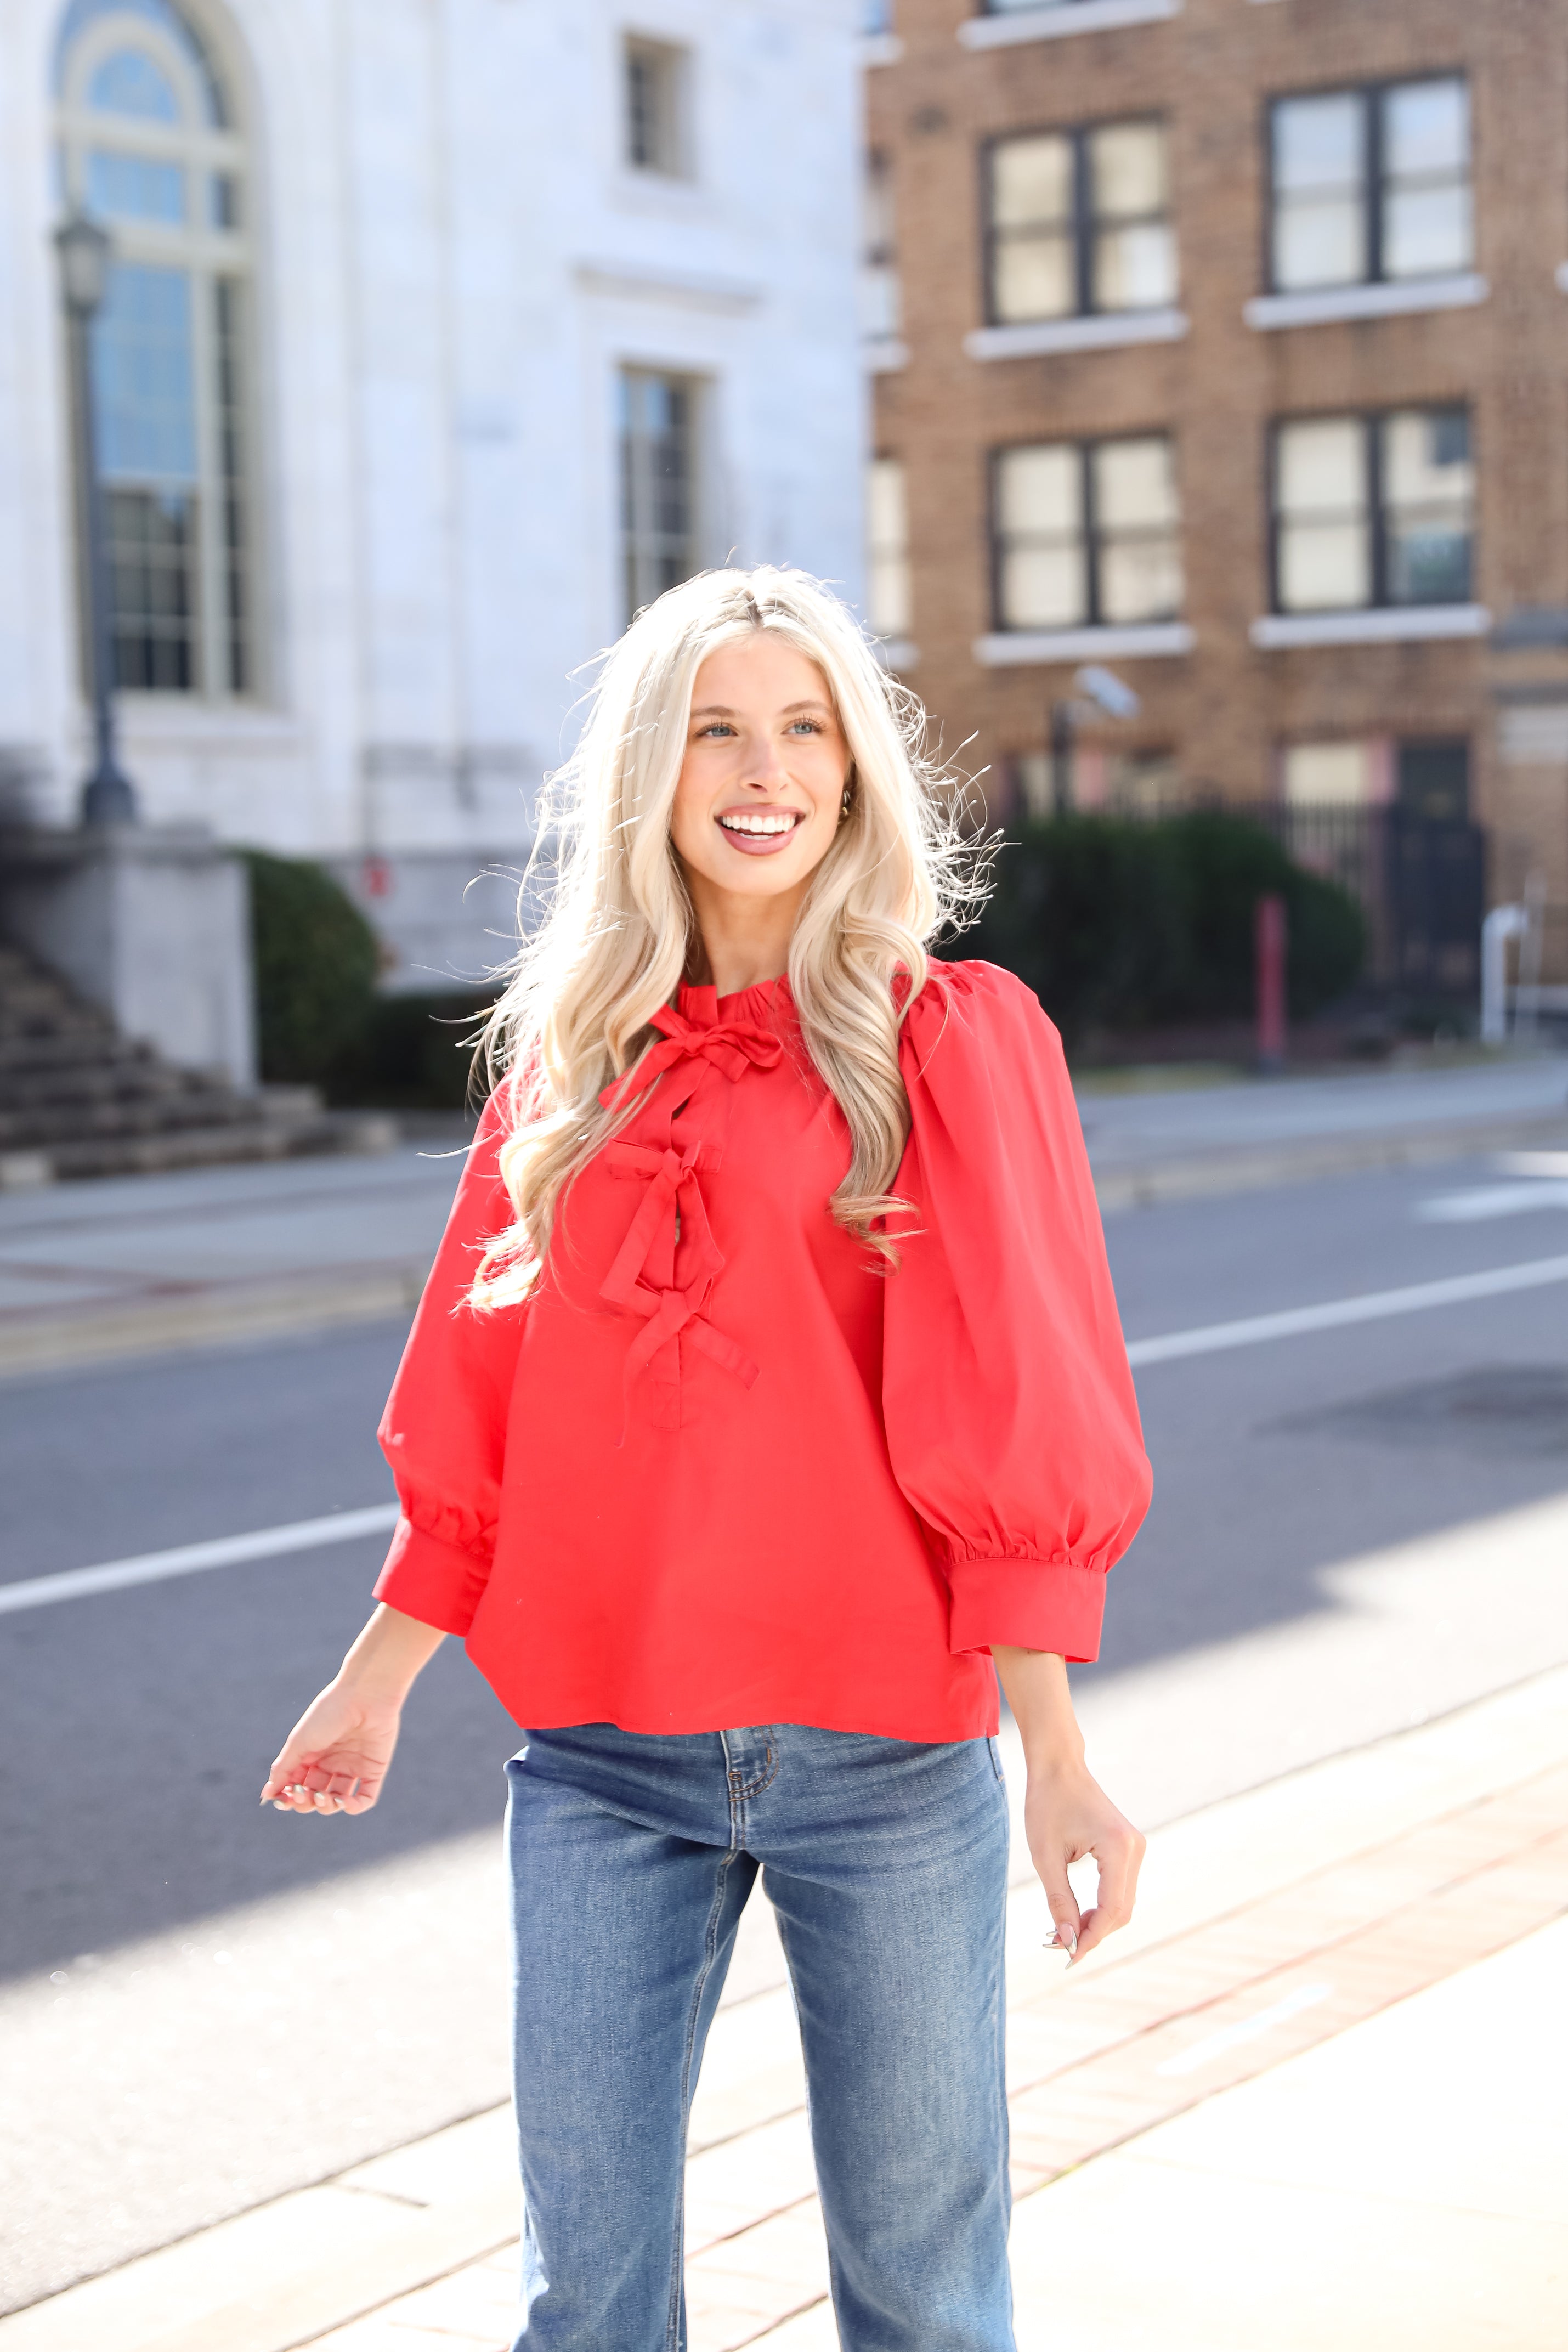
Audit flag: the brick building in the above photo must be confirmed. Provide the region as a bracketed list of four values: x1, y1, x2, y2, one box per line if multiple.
[864, 0, 1568, 988]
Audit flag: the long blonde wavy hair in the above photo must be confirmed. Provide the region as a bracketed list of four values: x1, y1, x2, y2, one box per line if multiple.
[472, 566, 978, 1302]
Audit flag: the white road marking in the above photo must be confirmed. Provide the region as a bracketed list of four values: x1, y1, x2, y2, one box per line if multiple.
[0, 1503, 400, 1618]
[1416, 1181, 1568, 1223]
[1156, 1982, 1334, 2077]
[1125, 1252, 1568, 1369]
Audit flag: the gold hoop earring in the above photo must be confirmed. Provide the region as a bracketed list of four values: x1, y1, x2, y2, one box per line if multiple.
[840, 778, 856, 823]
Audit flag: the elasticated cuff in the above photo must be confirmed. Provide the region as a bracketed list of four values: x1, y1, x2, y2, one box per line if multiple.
[945, 1555, 1106, 1665]
[373, 1515, 491, 1637]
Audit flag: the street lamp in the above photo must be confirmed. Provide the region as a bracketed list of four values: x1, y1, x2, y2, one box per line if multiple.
[55, 208, 138, 828]
[1046, 664, 1141, 815]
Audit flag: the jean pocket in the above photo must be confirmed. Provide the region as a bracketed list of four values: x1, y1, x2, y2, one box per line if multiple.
[987, 1735, 1006, 1784]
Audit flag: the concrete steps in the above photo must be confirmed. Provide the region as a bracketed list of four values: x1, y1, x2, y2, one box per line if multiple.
[0, 943, 394, 1186]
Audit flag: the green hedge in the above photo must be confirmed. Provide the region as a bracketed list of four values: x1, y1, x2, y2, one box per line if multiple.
[326, 988, 496, 1110]
[242, 850, 381, 1085]
[243, 849, 494, 1105]
[964, 812, 1366, 1050]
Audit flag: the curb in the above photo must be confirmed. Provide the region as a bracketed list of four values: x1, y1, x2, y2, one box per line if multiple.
[1090, 1109, 1568, 1212]
[0, 1264, 429, 1381]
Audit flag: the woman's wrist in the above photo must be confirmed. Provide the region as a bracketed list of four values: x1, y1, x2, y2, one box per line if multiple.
[334, 1604, 446, 1705]
[992, 1644, 1086, 1778]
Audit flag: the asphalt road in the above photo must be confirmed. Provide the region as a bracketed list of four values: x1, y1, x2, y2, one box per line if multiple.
[3, 1150, 1567, 2309]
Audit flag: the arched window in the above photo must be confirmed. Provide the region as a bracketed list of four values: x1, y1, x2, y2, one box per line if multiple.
[54, 1, 256, 696]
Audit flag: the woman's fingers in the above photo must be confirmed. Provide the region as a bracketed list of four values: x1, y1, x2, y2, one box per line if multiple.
[262, 1755, 382, 1817]
[1035, 1852, 1083, 1959]
[1072, 1823, 1146, 1963]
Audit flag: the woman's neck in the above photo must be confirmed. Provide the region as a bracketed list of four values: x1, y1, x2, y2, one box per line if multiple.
[684, 874, 807, 998]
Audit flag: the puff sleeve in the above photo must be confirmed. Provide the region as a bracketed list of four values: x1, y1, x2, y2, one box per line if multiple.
[884, 962, 1152, 1663]
[372, 1088, 527, 1636]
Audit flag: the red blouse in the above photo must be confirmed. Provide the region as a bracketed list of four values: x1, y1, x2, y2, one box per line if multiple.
[373, 962, 1150, 1740]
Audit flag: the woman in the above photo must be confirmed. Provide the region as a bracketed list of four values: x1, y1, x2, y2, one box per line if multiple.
[264, 567, 1152, 2352]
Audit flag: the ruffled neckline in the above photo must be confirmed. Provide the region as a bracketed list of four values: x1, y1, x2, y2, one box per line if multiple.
[675, 972, 796, 1030]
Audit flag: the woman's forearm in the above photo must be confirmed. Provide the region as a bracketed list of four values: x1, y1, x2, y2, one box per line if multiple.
[336, 1603, 448, 1703]
[992, 1647, 1085, 1772]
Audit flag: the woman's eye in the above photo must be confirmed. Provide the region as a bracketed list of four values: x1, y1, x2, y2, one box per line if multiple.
[786, 720, 822, 736]
[699, 723, 736, 739]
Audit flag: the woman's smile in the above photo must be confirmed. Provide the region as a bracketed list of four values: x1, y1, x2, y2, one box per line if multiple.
[715, 804, 808, 853]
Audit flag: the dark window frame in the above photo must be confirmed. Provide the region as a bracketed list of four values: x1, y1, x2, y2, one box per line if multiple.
[1267, 405, 1474, 616]
[1265, 71, 1471, 296]
[982, 114, 1171, 327]
[989, 430, 1182, 634]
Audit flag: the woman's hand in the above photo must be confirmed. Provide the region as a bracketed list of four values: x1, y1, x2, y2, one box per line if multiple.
[1021, 1754, 1145, 1965]
[261, 1680, 403, 1817]
[260, 1603, 448, 1819]
[993, 1643, 1145, 1965]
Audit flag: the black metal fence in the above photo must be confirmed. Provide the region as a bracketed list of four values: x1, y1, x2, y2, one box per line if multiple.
[1233, 802, 1486, 1000]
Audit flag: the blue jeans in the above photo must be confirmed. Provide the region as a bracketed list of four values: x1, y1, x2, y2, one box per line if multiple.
[504, 1722, 1015, 2352]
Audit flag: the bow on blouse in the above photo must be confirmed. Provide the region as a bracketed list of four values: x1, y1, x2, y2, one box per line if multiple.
[596, 1003, 783, 1432]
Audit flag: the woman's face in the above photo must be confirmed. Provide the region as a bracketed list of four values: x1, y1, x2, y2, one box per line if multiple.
[670, 635, 851, 908]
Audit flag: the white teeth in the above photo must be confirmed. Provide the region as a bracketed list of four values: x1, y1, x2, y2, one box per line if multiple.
[720, 813, 799, 835]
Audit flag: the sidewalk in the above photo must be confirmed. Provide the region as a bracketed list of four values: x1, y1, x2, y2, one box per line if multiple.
[1078, 1049, 1568, 1208]
[0, 1139, 465, 1377]
[5, 1664, 1563, 2352]
[3, 1058, 1565, 1377]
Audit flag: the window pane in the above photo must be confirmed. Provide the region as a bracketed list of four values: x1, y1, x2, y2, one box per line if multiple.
[621, 368, 698, 618]
[1382, 408, 1471, 506]
[1277, 418, 1364, 517]
[868, 457, 910, 638]
[1382, 409, 1472, 605]
[997, 445, 1085, 629]
[105, 486, 197, 690]
[1001, 544, 1087, 630]
[993, 232, 1075, 321]
[1279, 521, 1371, 610]
[1099, 534, 1182, 624]
[1093, 220, 1176, 309]
[1093, 437, 1178, 530]
[1384, 79, 1468, 177]
[1274, 195, 1366, 290]
[991, 135, 1072, 230]
[1277, 419, 1369, 610]
[1387, 525, 1471, 604]
[1384, 183, 1471, 279]
[65, 1, 229, 125]
[87, 47, 180, 122]
[86, 147, 186, 223]
[1094, 438, 1181, 624]
[91, 262, 198, 487]
[998, 444, 1080, 534]
[1273, 94, 1362, 193]
[1090, 122, 1166, 218]
[1283, 742, 1373, 806]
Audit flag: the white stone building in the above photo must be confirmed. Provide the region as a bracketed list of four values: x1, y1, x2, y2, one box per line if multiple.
[0, 0, 866, 990]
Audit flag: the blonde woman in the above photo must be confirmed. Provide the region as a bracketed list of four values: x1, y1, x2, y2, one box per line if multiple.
[264, 568, 1152, 2351]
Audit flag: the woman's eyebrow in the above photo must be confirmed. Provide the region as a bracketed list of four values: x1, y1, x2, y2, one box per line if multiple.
[689, 700, 835, 720]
